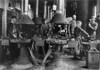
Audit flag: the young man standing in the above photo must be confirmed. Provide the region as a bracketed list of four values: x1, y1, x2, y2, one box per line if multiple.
[70, 15, 77, 37]
[87, 16, 98, 40]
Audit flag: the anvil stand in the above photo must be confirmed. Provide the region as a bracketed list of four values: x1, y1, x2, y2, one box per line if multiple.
[16, 43, 30, 64]
[10, 39, 34, 69]
[44, 40, 65, 66]
[82, 40, 100, 69]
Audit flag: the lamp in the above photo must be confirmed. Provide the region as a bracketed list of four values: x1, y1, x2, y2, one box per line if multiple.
[15, 14, 35, 24]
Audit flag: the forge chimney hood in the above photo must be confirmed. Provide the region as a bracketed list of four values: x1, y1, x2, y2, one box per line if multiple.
[15, 14, 35, 24]
[50, 12, 68, 24]
[50, 0, 68, 24]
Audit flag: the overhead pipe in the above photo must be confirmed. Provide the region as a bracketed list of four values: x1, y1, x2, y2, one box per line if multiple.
[36, 0, 39, 17]
[50, 8, 53, 20]
[91, 0, 97, 18]
[21, 0, 29, 14]
[47, 6, 50, 20]
[56, 0, 65, 14]
[47, 6, 53, 21]
[27, 4, 34, 19]
[33, 0, 43, 24]
[44, 1, 47, 19]
[2, 0, 8, 37]
[21, 0, 24, 13]
[25, 0, 29, 14]
[93, 6, 96, 18]
[97, 0, 100, 15]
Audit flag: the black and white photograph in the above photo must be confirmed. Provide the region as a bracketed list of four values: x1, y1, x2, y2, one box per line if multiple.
[0, 0, 100, 70]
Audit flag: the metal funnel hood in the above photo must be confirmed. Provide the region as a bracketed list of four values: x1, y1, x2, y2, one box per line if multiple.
[15, 14, 35, 24]
[33, 17, 43, 24]
[50, 13, 68, 24]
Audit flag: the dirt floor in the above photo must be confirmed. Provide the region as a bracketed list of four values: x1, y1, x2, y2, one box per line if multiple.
[0, 54, 100, 70]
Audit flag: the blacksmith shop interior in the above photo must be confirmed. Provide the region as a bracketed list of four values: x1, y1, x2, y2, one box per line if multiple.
[0, 0, 100, 70]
